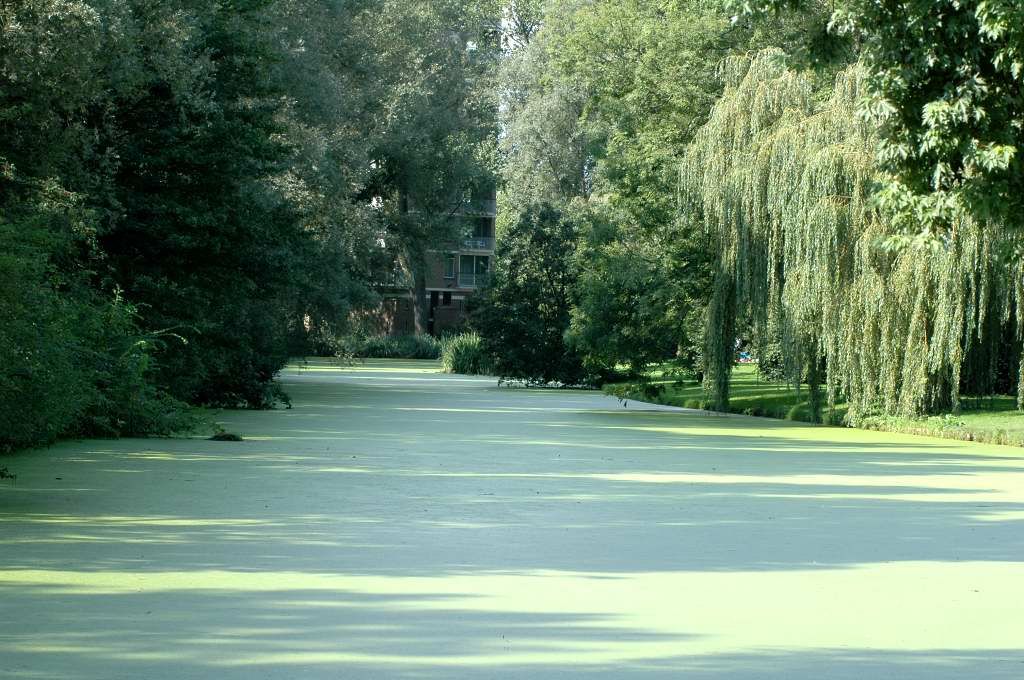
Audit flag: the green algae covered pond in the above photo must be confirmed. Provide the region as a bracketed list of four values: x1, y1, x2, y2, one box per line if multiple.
[1, 359, 1023, 678]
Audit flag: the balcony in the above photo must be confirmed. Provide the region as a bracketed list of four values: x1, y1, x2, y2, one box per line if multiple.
[458, 271, 489, 288]
[462, 198, 497, 216]
[461, 236, 495, 251]
[374, 269, 413, 289]
[404, 196, 497, 217]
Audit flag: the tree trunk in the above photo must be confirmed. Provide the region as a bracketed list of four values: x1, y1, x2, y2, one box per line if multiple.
[397, 246, 429, 335]
[412, 267, 428, 335]
[705, 270, 736, 412]
[807, 350, 822, 424]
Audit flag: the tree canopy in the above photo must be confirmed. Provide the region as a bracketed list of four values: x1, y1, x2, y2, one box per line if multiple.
[1, 0, 500, 452]
[5, 0, 1024, 453]
[735, 0, 1024, 237]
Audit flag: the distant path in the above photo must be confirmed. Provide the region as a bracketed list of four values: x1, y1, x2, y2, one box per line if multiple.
[2, 359, 1023, 679]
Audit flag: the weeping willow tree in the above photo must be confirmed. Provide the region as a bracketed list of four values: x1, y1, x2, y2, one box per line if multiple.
[681, 50, 1024, 421]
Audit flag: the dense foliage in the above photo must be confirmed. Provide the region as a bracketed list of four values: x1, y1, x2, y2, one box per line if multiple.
[472, 203, 586, 384]
[337, 334, 443, 361]
[737, 0, 1024, 237]
[569, 205, 708, 378]
[476, 0, 809, 386]
[5, 0, 1024, 451]
[480, 0, 1022, 422]
[682, 50, 1024, 422]
[1, 0, 497, 452]
[440, 332, 493, 375]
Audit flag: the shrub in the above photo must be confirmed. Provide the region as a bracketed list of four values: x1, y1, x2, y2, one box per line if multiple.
[0, 179, 203, 453]
[336, 334, 443, 360]
[785, 403, 811, 422]
[756, 344, 786, 382]
[441, 332, 492, 375]
[0, 304, 89, 451]
[925, 414, 967, 429]
[0, 260, 198, 452]
[640, 382, 666, 400]
[72, 297, 202, 438]
[822, 409, 844, 427]
[393, 334, 442, 359]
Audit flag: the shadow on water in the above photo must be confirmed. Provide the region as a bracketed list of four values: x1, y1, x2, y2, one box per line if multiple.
[1, 361, 1022, 678]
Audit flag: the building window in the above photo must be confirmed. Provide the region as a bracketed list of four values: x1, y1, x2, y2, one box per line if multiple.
[444, 253, 456, 278]
[472, 217, 493, 238]
[442, 291, 452, 306]
[459, 255, 489, 288]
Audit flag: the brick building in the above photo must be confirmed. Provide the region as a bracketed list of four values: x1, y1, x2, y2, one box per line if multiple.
[370, 188, 496, 336]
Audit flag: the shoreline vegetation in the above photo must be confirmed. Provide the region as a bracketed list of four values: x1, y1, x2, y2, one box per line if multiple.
[5, 1, 1023, 459]
[606, 365, 1024, 449]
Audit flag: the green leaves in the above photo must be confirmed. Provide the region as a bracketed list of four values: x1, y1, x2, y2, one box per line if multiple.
[684, 49, 1024, 419]
[736, 0, 1024, 233]
[472, 203, 587, 385]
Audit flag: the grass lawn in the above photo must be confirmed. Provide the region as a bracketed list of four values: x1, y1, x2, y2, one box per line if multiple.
[606, 364, 1024, 448]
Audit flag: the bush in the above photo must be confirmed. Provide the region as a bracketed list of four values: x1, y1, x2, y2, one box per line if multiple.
[336, 334, 442, 360]
[757, 344, 786, 382]
[570, 209, 684, 377]
[1, 261, 91, 452]
[785, 403, 811, 422]
[441, 333, 492, 375]
[72, 296, 202, 438]
[640, 382, 666, 400]
[0, 264, 198, 452]
[822, 409, 844, 426]
[1, 203, 201, 453]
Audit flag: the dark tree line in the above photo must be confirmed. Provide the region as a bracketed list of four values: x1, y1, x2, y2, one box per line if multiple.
[1, 0, 499, 452]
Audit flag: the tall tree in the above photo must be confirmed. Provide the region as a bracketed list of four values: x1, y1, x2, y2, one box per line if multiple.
[681, 49, 1024, 420]
[363, 0, 501, 333]
[494, 0, 804, 377]
[2, 0, 507, 454]
[735, 0, 1024, 237]
[473, 203, 586, 384]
